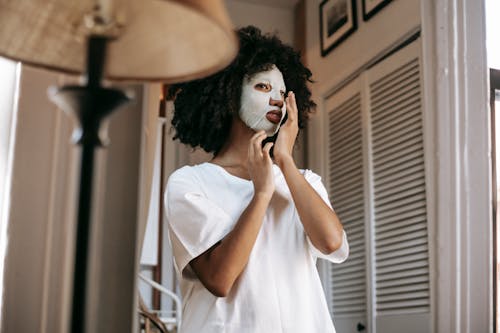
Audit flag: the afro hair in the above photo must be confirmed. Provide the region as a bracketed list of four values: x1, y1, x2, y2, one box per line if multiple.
[168, 25, 316, 155]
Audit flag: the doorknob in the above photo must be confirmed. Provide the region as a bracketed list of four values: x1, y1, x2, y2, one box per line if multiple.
[357, 322, 366, 331]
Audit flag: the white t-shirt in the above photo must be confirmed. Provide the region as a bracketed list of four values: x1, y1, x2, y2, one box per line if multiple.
[165, 162, 349, 333]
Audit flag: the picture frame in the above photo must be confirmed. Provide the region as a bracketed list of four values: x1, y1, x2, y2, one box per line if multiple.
[362, 0, 393, 21]
[319, 0, 357, 57]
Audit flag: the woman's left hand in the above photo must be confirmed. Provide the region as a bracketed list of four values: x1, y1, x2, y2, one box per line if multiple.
[274, 91, 299, 168]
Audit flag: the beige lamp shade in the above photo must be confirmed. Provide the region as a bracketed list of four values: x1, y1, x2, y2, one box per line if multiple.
[0, 0, 238, 82]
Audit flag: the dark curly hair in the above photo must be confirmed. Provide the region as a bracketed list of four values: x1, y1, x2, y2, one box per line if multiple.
[168, 25, 316, 155]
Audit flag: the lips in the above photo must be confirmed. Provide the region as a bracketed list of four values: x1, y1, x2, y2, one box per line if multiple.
[265, 110, 282, 124]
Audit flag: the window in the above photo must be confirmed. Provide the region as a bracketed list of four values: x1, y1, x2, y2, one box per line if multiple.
[0, 56, 20, 325]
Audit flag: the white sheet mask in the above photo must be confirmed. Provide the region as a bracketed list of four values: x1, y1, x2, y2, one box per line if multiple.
[239, 65, 287, 136]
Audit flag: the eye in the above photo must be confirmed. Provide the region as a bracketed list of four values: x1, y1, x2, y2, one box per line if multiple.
[280, 90, 286, 97]
[255, 83, 270, 91]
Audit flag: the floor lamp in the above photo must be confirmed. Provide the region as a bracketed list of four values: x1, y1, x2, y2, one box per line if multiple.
[0, 1, 238, 332]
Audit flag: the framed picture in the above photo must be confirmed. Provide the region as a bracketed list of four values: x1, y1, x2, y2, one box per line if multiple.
[362, 0, 392, 21]
[319, 0, 357, 57]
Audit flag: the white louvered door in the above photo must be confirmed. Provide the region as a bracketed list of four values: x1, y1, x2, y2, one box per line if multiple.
[324, 80, 369, 333]
[322, 39, 431, 333]
[366, 40, 431, 333]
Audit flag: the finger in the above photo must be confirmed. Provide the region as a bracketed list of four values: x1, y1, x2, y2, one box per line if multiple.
[251, 131, 267, 145]
[251, 130, 266, 140]
[250, 130, 266, 145]
[248, 138, 255, 160]
[250, 131, 266, 158]
[262, 142, 274, 157]
[249, 131, 263, 158]
[286, 92, 297, 117]
[285, 91, 298, 122]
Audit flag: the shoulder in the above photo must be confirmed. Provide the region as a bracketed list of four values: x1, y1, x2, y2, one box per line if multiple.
[300, 169, 323, 184]
[167, 165, 193, 188]
[168, 164, 196, 182]
[272, 165, 322, 183]
[166, 164, 211, 193]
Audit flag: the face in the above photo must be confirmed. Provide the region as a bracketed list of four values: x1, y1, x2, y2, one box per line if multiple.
[239, 65, 287, 136]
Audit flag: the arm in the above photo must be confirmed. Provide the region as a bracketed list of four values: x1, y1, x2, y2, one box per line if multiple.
[189, 131, 274, 297]
[274, 92, 344, 254]
[278, 156, 344, 254]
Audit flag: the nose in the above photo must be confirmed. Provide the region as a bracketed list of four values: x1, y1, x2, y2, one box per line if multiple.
[269, 96, 284, 108]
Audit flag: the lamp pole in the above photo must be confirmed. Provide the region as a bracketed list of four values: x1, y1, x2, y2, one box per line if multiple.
[50, 36, 130, 333]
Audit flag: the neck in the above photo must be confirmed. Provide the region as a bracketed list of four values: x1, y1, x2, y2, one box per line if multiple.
[212, 117, 255, 168]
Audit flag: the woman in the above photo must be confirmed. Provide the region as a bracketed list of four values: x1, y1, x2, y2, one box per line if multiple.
[165, 26, 348, 333]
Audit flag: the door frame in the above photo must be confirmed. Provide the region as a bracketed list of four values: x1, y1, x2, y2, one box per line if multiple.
[491, 68, 500, 333]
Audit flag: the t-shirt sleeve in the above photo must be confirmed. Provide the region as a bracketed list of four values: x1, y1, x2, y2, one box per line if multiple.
[302, 169, 349, 263]
[165, 168, 233, 279]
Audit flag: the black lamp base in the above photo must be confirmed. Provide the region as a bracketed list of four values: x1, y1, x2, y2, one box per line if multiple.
[49, 36, 131, 333]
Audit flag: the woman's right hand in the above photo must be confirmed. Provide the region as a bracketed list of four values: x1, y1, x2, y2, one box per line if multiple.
[190, 130, 275, 297]
[248, 131, 275, 199]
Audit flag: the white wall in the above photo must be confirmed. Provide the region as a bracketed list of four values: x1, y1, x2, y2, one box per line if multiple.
[305, 0, 420, 93]
[225, 0, 295, 44]
[305, 0, 421, 175]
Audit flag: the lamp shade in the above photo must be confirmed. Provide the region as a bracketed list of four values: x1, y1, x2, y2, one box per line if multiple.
[0, 0, 238, 82]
